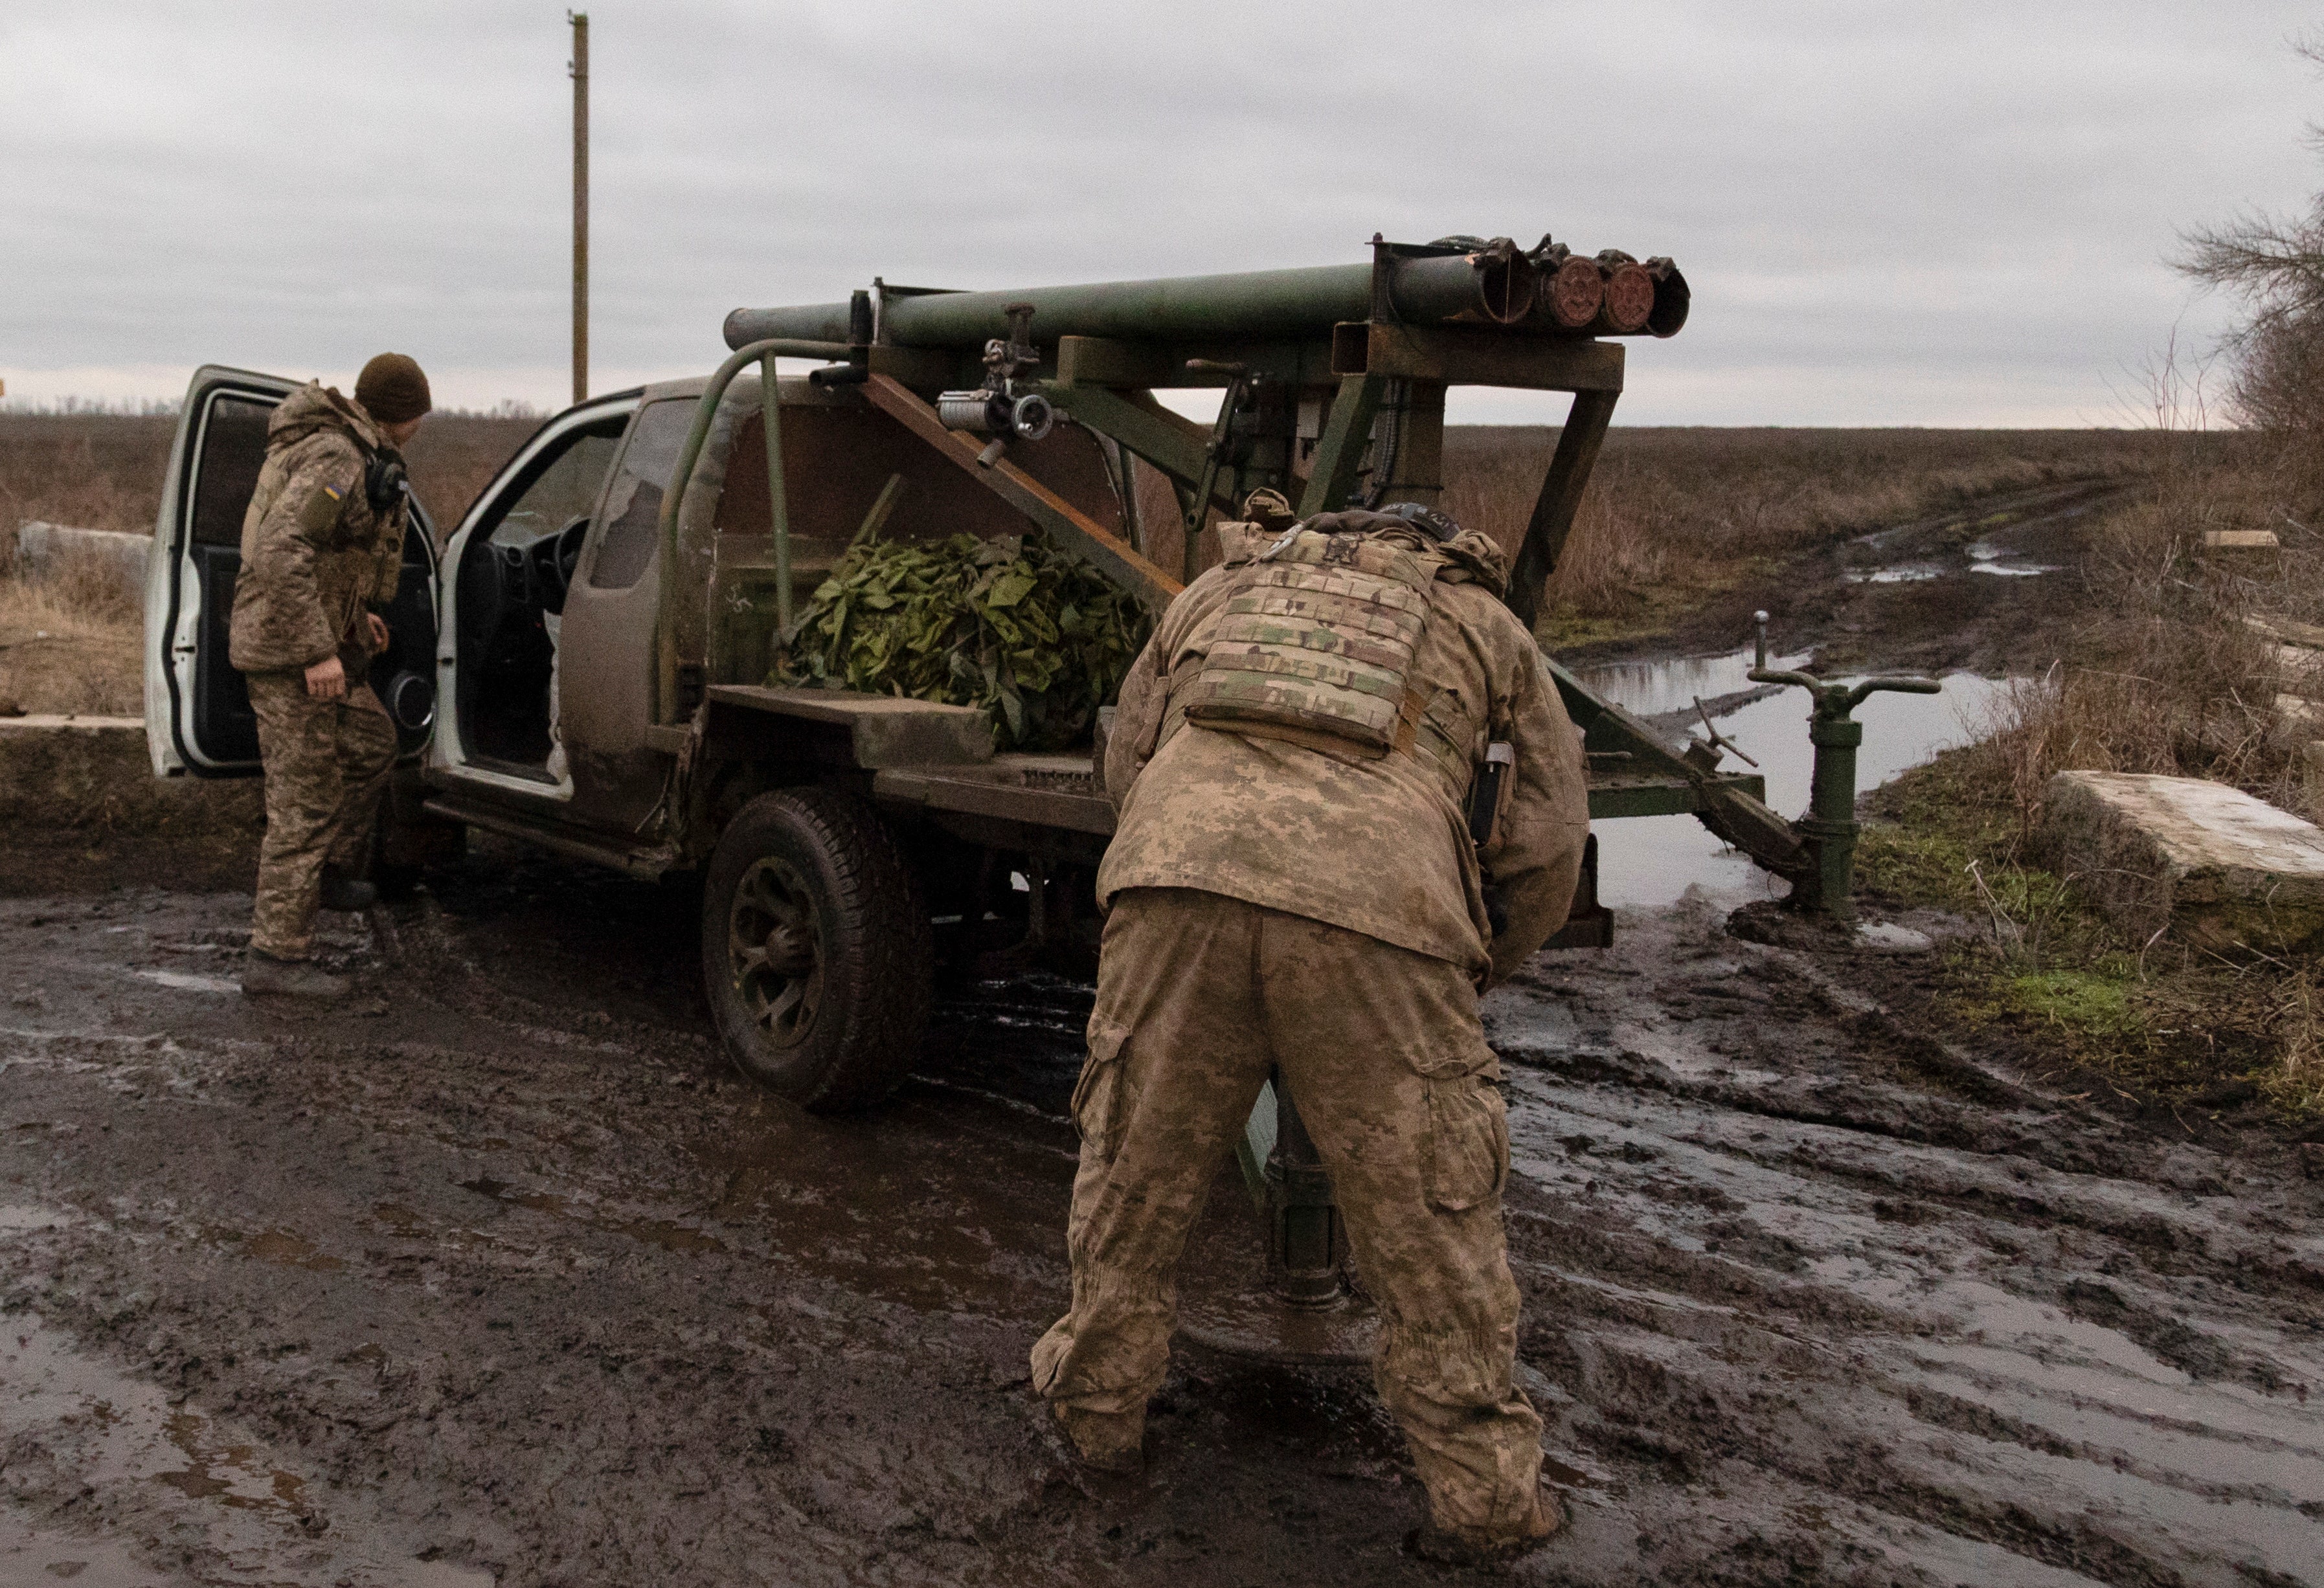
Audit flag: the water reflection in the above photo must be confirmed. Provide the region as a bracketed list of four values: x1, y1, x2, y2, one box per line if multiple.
[1568, 648, 1810, 720]
[1573, 649, 2013, 910]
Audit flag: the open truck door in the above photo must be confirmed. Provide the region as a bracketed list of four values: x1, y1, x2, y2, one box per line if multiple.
[144, 366, 439, 777]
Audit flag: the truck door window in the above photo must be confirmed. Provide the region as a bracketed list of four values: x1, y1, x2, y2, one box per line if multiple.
[189, 397, 275, 544]
[482, 428, 623, 548]
[587, 398, 693, 590]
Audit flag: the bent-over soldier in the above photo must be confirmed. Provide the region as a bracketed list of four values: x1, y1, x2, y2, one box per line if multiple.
[1031, 497, 1590, 1565]
[232, 353, 431, 998]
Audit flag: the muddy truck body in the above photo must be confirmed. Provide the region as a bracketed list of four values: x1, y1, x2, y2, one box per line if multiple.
[146, 236, 1816, 1116]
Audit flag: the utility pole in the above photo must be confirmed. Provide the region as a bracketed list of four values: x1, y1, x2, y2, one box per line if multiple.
[569, 11, 589, 405]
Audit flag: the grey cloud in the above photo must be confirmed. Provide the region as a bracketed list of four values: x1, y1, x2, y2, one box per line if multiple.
[0, 0, 2316, 421]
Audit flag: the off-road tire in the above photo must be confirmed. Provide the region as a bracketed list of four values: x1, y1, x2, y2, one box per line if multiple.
[701, 787, 933, 1112]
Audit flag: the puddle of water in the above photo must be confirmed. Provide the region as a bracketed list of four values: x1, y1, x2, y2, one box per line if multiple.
[130, 969, 238, 995]
[0, 1517, 168, 1588]
[1572, 649, 1811, 721]
[0, 1202, 72, 1232]
[0, 1314, 497, 1587]
[1965, 537, 2059, 578]
[458, 1174, 727, 1255]
[1844, 564, 1943, 585]
[1574, 649, 2013, 910]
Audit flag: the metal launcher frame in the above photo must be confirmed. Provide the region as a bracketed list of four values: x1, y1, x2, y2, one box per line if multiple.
[714, 235, 1840, 1343]
[716, 232, 1809, 886]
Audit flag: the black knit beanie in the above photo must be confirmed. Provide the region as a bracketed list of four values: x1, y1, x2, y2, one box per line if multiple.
[355, 353, 433, 425]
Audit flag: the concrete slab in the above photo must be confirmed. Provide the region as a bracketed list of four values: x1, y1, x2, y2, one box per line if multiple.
[2040, 770, 2324, 954]
[2270, 647, 2324, 698]
[13, 521, 148, 599]
[2246, 613, 2324, 650]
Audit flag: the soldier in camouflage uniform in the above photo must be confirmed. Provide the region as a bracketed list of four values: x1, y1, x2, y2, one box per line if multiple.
[1031, 499, 1590, 1565]
[232, 353, 431, 998]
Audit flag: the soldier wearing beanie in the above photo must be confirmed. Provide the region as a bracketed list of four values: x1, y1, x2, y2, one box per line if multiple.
[231, 353, 432, 998]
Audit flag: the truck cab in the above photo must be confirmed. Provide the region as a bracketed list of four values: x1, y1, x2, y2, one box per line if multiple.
[147, 361, 1144, 1108]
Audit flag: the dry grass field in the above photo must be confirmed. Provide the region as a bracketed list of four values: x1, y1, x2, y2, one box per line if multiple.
[1853, 421, 2324, 1117]
[0, 409, 538, 714]
[1, 410, 2166, 716]
[1447, 425, 2183, 643]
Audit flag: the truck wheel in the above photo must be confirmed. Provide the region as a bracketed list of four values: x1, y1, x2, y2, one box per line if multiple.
[701, 788, 933, 1112]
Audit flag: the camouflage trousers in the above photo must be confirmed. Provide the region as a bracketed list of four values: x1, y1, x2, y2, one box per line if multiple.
[1030, 887, 1547, 1543]
[245, 671, 396, 959]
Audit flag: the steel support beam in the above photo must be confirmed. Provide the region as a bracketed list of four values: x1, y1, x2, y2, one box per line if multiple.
[1507, 389, 1619, 631]
[1298, 375, 1386, 517]
[860, 375, 1182, 613]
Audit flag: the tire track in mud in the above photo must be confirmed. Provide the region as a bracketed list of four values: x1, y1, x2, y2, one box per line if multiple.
[1485, 903, 2324, 1585]
[4, 877, 2323, 1585]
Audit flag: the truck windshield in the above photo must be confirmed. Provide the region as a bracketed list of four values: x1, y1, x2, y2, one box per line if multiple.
[486, 425, 624, 548]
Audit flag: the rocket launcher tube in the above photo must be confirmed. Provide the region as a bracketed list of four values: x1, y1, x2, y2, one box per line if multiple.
[723, 249, 1684, 353]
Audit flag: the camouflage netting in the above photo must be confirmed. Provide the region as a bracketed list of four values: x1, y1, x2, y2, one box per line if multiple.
[772, 532, 1150, 752]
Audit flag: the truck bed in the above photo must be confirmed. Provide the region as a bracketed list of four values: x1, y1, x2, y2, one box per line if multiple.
[872, 751, 1766, 833]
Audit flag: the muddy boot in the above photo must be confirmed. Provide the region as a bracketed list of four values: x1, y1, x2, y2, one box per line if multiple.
[1049, 1402, 1144, 1476]
[242, 952, 349, 999]
[1406, 1489, 1564, 1569]
[319, 867, 378, 912]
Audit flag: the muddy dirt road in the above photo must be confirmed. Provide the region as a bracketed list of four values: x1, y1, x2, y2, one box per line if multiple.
[3, 840, 2320, 1586]
[6, 475, 2322, 1585]
[1568, 475, 2139, 681]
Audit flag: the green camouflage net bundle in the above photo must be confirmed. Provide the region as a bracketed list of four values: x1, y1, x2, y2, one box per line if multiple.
[773, 533, 1150, 752]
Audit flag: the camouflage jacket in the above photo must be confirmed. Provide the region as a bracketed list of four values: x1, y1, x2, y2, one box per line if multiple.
[227, 382, 407, 675]
[1097, 513, 1590, 987]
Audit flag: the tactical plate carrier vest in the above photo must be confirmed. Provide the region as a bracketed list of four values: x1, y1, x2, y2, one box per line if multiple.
[1180, 525, 1447, 759]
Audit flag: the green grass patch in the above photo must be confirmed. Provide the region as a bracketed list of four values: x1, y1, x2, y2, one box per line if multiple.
[1992, 968, 2141, 1038]
[1858, 744, 2320, 1120]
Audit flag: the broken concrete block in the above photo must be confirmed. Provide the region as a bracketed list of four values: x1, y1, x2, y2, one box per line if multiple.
[13, 520, 149, 599]
[2273, 647, 2324, 697]
[2246, 613, 2324, 650]
[2201, 529, 2280, 550]
[2039, 770, 2324, 954]
[2276, 694, 2324, 734]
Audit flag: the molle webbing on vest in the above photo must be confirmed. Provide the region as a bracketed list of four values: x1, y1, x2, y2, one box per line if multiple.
[1180, 529, 1439, 758]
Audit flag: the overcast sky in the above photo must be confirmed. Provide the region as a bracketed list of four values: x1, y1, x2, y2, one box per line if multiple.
[3, 1, 2319, 425]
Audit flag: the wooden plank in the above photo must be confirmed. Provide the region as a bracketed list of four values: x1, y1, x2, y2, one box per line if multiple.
[860, 374, 1184, 612]
[1507, 388, 1619, 630]
[1298, 374, 1384, 517]
[873, 765, 1118, 836]
[1337, 324, 1626, 393]
[2248, 614, 2324, 651]
[705, 683, 995, 766]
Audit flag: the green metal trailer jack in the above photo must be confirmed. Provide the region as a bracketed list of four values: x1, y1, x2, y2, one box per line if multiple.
[1744, 612, 1941, 921]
